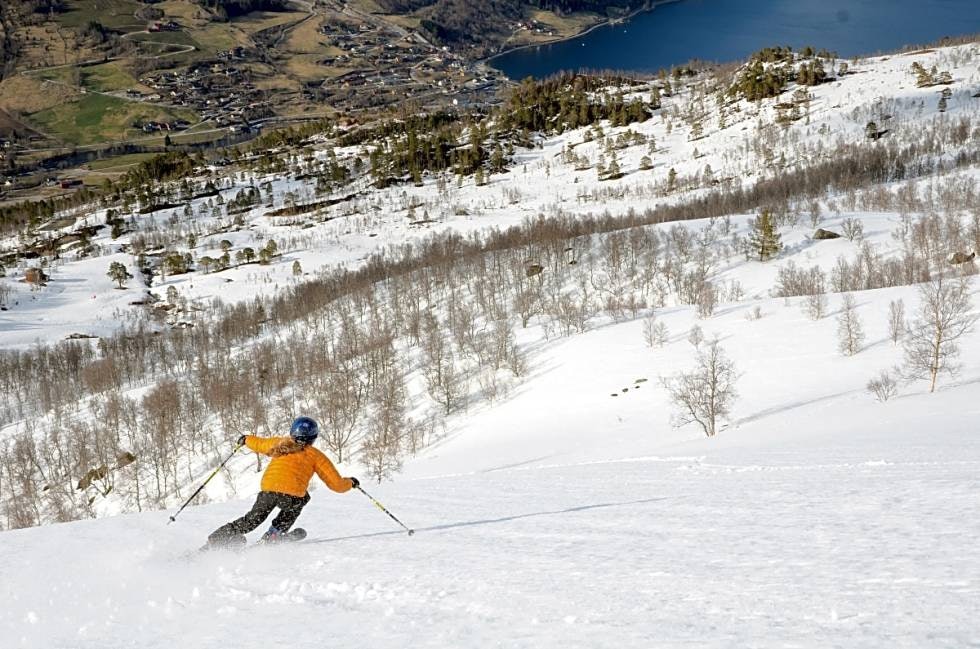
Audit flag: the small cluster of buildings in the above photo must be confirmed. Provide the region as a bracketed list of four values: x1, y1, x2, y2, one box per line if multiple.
[148, 21, 180, 33]
[139, 62, 267, 124]
[308, 19, 500, 112]
[513, 20, 557, 37]
[137, 119, 191, 134]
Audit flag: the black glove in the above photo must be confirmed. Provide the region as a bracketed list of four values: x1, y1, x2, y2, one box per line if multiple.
[236, 435, 247, 446]
[349, 476, 360, 489]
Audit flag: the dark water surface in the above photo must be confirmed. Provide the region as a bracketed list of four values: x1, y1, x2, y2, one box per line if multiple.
[490, 0, 980, 79]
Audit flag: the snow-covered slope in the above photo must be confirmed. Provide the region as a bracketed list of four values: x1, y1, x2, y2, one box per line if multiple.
[2, 43, 978, 348]
[2, 315, 978, 647]
[3, 246, 980, 646]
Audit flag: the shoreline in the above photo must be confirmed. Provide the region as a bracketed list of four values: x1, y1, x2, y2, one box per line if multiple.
[480, 0, 686, 76]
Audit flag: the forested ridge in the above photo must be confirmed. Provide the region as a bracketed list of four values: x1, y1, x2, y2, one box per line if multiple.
[376, 0, 648, 47]
[195, 0, 291, 18]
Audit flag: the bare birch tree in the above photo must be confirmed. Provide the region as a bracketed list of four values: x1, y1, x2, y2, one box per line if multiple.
[902, 276, 977, 392]
[662, 340, 739, 437]
[888, 299, 906, 344]
[836, 293, 865, 355]
[804, 291, 826, 320]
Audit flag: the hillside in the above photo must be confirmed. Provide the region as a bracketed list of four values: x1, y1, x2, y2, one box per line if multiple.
[2, 43, 977, 347]
[0, 0, 505, 185]
[0, 0, 647, 178]
[0, 39, 979, 646]
[1, 278, 978, 647]
[373, 0, 647, 51]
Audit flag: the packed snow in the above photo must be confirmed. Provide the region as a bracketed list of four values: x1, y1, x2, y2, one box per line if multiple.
[1, 301, 979, 646]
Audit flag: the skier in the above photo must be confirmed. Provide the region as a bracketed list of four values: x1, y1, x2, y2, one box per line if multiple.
[207, 416, 359, 547]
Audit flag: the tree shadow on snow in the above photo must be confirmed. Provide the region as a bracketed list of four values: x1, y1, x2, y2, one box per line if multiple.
[305, 497, 668, 544]
[734, 389, 856, 427]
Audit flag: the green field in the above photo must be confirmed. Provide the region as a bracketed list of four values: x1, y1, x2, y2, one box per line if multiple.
[57, 0, 145, 31]
[36, 67, 74, 85]
[82, 63, 140, 92]
[87, 152, 158, 171]
[39, 62, 139, 93]
[29, 94, 199, 146]
[127, 30, 199, 48]
[127, 31, 202, 65]
[192, 23, 244, 54]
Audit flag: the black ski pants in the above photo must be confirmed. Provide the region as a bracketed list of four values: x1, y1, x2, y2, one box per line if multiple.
[209, 491, 310, 542]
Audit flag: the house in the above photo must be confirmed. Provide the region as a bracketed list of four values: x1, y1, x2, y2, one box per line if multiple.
[149, 21, 180, 33]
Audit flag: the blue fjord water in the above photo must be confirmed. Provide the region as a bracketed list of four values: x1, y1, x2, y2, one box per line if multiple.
[490, 0, 980, 79]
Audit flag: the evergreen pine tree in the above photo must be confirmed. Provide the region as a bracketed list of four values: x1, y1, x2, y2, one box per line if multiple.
[690, 120, 703, 141]
[749, 209, 782, 261]
[606, 153, 621, 180]
[649, 86, 662, 110]
[107, 261, 132, 289]
[490, 144, 505, 172]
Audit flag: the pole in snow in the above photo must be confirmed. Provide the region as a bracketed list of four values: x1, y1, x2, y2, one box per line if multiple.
[357, 485, 415, 536]
[167, 443, 244, 524]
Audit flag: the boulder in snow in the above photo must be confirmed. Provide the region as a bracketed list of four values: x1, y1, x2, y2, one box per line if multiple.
[24, 267, 48, 285]
[813, 229, 841, 240]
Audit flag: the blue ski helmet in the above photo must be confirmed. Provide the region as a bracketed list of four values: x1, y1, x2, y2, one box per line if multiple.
[290, 416, 319, 443]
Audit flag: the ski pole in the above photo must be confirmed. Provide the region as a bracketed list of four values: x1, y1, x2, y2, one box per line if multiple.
[357, 485, 415, 536]
[167, 443, 244, 524]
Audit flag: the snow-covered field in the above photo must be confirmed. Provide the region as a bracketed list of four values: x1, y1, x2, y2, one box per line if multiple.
[1, 41, 980, 647]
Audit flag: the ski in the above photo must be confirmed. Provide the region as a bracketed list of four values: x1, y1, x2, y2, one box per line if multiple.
[192, 528, 308, 555]
[253, 527, 307, 546]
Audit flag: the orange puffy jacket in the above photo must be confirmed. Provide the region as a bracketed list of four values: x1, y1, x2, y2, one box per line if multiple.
[244, 435, 354, 498]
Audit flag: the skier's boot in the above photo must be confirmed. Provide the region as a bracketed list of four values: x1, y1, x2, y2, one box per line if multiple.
[259, 525, 284, 544]
[260, 526, 306, 544]
[203, 531, 246, 551]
